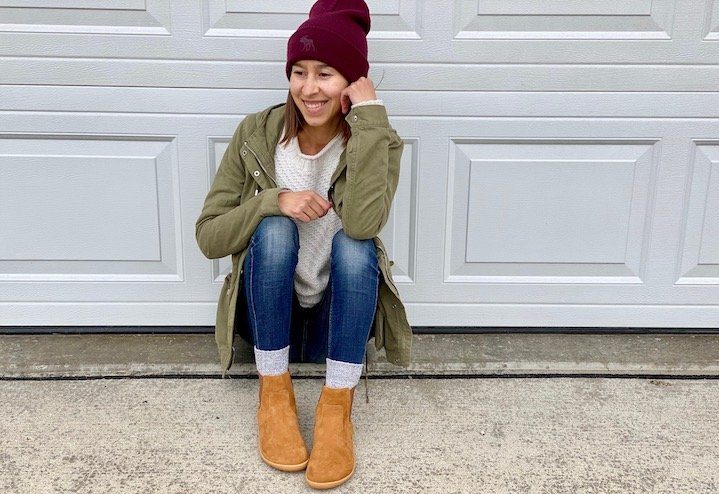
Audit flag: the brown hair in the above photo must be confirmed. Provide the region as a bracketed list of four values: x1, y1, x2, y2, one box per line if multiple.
[279, 91, 352, 148]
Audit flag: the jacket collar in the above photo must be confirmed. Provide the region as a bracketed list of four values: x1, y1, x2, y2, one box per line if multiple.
[245, 103, 285, 188]
[245, 102, 348, 189]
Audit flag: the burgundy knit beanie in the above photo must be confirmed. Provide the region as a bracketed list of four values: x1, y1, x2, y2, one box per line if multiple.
[286, 0, 371, 84]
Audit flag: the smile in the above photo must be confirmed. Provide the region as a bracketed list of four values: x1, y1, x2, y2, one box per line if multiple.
[304, 100, 327, 112]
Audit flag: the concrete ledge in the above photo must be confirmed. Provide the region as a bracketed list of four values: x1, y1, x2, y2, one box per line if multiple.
[2, 333, 719, 378]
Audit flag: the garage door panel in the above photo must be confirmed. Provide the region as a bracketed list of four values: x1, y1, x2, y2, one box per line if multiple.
[0, 112, 217, 306]
[378, 137, 418, 285]
[1, 155, 161, 261]
[394, 117, 719, 310]
[207, 0, 420, 39]
[0, 1, 171, 35]
[456, 0, 675, 40]
[678, 141, 719, 284]
[207, 136, 233, 285]
[0, 134, 180, 282]
[708, 2, 719, 40]
[446, 140, 653, 282]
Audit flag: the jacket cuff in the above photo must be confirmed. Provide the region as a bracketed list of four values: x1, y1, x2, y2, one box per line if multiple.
[345, 104, 391, 128]
[259, 187, 286, 217]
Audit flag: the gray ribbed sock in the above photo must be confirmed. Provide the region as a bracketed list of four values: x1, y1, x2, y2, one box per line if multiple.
[325, 357, 363, 389]
[254, 345, 289, 376]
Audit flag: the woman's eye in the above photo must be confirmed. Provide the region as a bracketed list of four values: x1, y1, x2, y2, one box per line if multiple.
[320, 73, 330, 77]
[293, 70, 303, 75]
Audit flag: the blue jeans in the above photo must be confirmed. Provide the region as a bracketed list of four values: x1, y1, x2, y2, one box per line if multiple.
[241, 216, 379, 364]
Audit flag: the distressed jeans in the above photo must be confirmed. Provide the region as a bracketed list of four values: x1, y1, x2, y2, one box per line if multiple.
[240, 215, 379, 364]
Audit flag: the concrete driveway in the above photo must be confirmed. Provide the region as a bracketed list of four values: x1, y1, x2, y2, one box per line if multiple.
[2, 375, 717, 493]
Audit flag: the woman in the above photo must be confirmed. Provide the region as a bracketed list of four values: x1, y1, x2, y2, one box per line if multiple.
[195, 0, 411, 489]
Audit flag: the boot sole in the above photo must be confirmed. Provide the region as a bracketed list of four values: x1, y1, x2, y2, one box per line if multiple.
[305, 465, 355, 489]
[259, 446, 309, 472]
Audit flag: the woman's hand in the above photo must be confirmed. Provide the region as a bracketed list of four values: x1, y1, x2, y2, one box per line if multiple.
[340, 77, 377, 114]
[278, 190, 332, 222]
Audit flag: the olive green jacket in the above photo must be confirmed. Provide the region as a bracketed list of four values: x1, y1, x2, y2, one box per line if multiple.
[195, 102, 411, 376]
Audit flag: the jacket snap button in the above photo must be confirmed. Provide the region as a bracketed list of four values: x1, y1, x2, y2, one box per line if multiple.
[241, 150, 247, 156]
[392, 304, 397, 309]
[390, 260, 395, 266]
[253, 170, 260, 177]
[352, 115, 358, 122]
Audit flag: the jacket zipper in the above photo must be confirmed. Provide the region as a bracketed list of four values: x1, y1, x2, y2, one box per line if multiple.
[245, 143, 278, 188]
[328, 184, 335, 207]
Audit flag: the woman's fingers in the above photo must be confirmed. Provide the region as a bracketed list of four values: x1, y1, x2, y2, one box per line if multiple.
[311, 191, 332, 211]
[305, 201, 325, 220]
[341, 77, 377, 111]
[297, 191, 332, 222]
[277, 189, 332, 222]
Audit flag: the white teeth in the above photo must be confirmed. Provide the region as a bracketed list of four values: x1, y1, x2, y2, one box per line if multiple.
[305, 101, 326, 109]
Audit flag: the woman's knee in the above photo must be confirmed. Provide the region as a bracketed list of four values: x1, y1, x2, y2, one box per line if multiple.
[331, 229, 378, 275]
[248, 216, 299, 265]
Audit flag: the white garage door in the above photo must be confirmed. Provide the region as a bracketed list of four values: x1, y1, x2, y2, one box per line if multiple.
[1, 1, 718, 329]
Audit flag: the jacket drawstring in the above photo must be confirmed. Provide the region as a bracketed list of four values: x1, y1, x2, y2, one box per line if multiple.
[221, 348, 234, 379]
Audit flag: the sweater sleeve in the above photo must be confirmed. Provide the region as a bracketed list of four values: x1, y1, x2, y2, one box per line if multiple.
[351, 99, 384, 109]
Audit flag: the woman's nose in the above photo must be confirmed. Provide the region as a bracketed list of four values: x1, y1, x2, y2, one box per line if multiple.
[302, 76, 319, 95]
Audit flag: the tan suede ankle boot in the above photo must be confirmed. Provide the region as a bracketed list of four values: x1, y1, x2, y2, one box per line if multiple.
[256, 371, 309, 471]
[305, 386, 355, 489]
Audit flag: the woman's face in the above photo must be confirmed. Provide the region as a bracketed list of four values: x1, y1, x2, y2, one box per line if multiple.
[289, 60, 349, 131]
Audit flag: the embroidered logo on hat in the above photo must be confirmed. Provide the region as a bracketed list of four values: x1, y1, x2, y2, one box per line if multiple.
[300, 35, 315, 52]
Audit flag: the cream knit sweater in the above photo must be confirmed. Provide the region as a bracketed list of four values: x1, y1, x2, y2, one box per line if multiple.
[275, 129, 343, 308]
[274, 100, 383, 308]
